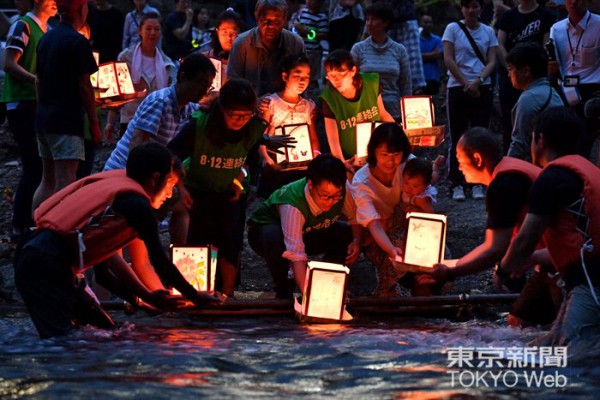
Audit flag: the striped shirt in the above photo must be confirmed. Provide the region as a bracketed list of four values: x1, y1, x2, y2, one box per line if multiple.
[104, 85, 199, 171]
[280, 183, 356, 263]
[293, 7, 328, 53]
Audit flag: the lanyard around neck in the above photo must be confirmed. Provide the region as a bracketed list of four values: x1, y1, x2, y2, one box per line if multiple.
[566, 13, 591, 67]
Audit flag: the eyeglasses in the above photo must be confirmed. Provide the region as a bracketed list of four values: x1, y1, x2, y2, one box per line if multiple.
[222, 108, 255, 122]
[325, 69, 351, 81]
[316, 190, 343, 202]
[217, 28, 239, 39]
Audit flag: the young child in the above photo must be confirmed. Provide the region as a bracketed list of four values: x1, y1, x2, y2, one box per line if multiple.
[401, 157, 437, 214]
[257, 53, 321, 197]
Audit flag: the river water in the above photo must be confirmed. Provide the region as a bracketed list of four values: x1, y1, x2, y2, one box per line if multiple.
[1, 310, 599, 399]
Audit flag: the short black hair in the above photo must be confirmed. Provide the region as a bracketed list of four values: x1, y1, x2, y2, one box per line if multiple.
[460, 0, 483, 7]
[367, 123, 411, 167]
[139, 11, 161, 27]
[127, 142, 173, 184]
[506, 42, 548, 79]
[177, 52, 216, 82]
[219, 78, 257, 111]
[366, 2, 394, 25]
[255, 0, 288, 20]
[305, 154, 347, 189]
[324, 49, 362, 88]
[459, 127, 503, 166]
[403, 157, 433, 185]
[533, 107, 584, 156]
[211, 8, 244, 54]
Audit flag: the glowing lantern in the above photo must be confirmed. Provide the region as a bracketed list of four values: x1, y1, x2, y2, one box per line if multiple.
[294, 261, 353, 322]
[355, 121, 383, 166]
[91, 61, 137, 100]
[399, 212, 447, 272]
[400, 96, 444, 147]
[171, 245, 218, 293]
[274, 123, 314, 170]
[208, 58, 222, 91]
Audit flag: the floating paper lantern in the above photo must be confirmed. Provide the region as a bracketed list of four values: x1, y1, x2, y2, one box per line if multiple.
[295, 261, 353, 321]
[274, 123, 314, 170]
[402, 212, 447, 270]
[355, 121, 383, 166]
[400, 96, 445, 147]
[171, 245, 218, 293]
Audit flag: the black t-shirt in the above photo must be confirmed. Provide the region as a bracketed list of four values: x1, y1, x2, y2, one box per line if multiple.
[163, 11, 193, 61]
[529, 166, 583, 216]
[486, 172, 533, 229]
[112, 193, 199, 301]
[87, 7, 124, 63]
[496, 6, 556, 52]
[35, 22, 98, 137]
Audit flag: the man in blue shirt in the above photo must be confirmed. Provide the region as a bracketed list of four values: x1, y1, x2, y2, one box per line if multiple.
[419, 14, 443, 95]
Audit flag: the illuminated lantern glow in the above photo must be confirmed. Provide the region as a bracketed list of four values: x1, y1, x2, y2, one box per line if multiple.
[274, 123, 314, 170]
[400, 96, 445, 147]
[294, 261, 353, 322]
[397, 212, 447, 272]
[354, 121, 383, 167]
[208, 58, 222, 92]
[171, 245, 218, 294]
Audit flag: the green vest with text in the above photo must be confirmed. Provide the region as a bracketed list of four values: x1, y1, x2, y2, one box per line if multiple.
[249, 178, 345, 233]
[320, 72, 380, 158]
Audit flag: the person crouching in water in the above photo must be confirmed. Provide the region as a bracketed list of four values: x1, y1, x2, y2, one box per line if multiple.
[15, 143, 218, 339]
[247, 154, 363, 299]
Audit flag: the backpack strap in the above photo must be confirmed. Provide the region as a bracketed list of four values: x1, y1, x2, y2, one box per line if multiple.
[456, 22, 486, 65]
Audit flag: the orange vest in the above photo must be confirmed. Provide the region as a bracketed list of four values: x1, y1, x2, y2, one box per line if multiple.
[35, 170, 150, 272]
[542, 155, 600, 273]
[490, 157, 541, 239]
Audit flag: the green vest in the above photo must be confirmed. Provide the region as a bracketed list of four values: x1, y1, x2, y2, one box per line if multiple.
[249, 178, 345, 233]
[320, 72, 381, 159]
[185, 111, 266, 193]
[1, 15, 44, 102]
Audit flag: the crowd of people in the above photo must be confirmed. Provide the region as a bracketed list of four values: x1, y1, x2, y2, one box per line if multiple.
[1, 0, 599, 348]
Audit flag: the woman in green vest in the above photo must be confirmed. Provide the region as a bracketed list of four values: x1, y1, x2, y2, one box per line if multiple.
[168, 79, 267, 297]
[320, 49, 395, 174]
[247, 154, 363, 299]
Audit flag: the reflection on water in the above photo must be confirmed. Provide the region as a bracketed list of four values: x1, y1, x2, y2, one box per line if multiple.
[0, 311, 598, 399]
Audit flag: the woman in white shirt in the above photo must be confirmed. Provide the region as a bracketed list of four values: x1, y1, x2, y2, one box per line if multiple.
[442, 0, 497, 201]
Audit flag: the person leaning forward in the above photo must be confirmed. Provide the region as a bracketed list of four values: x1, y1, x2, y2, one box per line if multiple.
[15, 143, 218, 339]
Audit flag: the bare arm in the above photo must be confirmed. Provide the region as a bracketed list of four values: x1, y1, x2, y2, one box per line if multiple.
[443, 41, 469, 87]
[367, 219, 402, 259]
[4, 48, 35, 83]
[172, 9, 193, 40]
[377, 94, 395, 122]
[79, 73, 101, 144]
[501, 213, 549, 276]
[324, 117, 345, 162]
[453, 227, 513, 277]
[497, 29, 508, 69]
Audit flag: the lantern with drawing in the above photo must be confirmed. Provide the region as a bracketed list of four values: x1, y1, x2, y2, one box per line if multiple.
[294, 261, 353, 322]
[208, 58, 222, 92]
[274, 123, 314, 170]
[91, 60, 146, 106]
[400, 96, 445, 147]
[395, 212, 447, 273]
[354, 121, 383, 166]
[171, 245, 218, 294]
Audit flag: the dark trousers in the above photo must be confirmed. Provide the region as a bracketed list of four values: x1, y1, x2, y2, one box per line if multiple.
[446, 85, 493, 185]
[247, 221, 352, 298]
[15, 230, 114, 338]
[7, 101, 42, 231]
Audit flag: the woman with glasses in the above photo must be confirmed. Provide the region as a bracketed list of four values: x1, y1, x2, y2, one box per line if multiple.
[320, 49, 395, 174]
[247, 154, 362, 299]
[167, 79, 268, 298]
[105, 12, 175, 142]
[349, 123, 435, 297]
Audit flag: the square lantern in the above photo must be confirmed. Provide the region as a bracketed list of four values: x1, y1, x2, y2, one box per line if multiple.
[400, 96, 444, 147]
[171, 245, 218, 293]
[93, 61, 136, 99]
[209, 58, 222, 91]
[90, 52, 100, 87]
[294, 261, 353, 321]
[354, 121, 383, 166]
[274, 123, 314, 170]
[400, 212, 447, 272]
